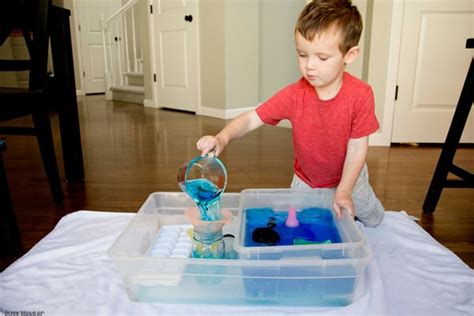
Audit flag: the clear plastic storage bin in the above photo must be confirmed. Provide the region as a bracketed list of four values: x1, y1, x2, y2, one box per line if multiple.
[235, 189, 368, 260]
[108, 192, 371, 306]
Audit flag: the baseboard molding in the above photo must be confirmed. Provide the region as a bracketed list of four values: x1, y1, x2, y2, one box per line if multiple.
[105, 91, 112, 100]
[111, 90, 144, 105]
[144, 99, 157, 108]
[199, 105, 257, 119]
[369, 132, 390, 146]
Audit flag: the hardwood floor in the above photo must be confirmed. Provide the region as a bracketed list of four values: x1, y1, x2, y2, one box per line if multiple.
[1, 94, 473, 270]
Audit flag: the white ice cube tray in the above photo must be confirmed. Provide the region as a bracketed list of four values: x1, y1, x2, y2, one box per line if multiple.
[148, 224, 193, 258]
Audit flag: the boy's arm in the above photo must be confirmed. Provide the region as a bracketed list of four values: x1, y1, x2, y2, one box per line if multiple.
[197, 110, 264, 156]
[333, 136, 368, 219]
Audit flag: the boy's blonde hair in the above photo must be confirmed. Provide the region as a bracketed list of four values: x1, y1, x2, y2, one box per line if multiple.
[295, 0, 363, 54]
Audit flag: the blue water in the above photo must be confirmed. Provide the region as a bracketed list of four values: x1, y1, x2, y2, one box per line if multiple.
[244, 207, 341, 246]
[185, 178, 222, 221]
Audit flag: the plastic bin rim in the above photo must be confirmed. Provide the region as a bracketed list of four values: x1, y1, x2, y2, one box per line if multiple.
[240, 188, 334, 191]
[108, 248, 372, 267]
[233, 238, 367, 253]
[147, 191, 242, 197]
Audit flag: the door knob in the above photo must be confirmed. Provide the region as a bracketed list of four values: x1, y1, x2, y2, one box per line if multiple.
[184, 15, 193, 22]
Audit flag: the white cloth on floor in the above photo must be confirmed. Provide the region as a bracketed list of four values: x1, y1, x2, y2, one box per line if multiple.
[0, 210, 472, 316]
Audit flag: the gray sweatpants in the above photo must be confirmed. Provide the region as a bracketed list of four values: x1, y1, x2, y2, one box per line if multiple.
[290, 164, 385, 227]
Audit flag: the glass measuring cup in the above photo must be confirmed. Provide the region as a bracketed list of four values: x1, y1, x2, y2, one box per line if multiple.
[178, 155, 227, 221]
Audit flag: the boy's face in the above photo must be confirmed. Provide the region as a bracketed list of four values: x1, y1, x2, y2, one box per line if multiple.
[295, 26, 358, 97]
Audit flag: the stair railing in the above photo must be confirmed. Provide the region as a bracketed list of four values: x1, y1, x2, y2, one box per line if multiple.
[101, 0, 141, 100]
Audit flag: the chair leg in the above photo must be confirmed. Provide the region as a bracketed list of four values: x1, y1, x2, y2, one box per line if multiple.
[422, 55, 474, 212]
[32, 109, 64, 205]
[0, 146, 22, 257]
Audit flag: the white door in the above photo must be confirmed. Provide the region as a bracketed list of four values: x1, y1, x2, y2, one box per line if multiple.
[77, 0, 121, 94]
[391, 0, 474, 143]
[153, 0, 199, 112]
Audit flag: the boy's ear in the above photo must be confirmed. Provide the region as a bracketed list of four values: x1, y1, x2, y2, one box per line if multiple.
[344, 46, 360, 65]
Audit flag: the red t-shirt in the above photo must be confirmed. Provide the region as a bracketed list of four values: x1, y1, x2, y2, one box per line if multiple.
[256, 72, 379, 188]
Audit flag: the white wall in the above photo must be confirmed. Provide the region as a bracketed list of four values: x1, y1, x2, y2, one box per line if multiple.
[346, 0, 367, 80]
[224, 0, 260, 110]
[366, 0, 395, 145]
[199, 0, 307, 114]
[199, 0, 226, 110]
[199, 0, 384, 112]
[258, 0, 307, 102]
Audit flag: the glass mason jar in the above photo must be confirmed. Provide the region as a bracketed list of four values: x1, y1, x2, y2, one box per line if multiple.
[191, 229, 225, 259]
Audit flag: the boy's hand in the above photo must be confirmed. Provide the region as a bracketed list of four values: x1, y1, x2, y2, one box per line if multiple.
[333, 190, 355, 220]
[196, 135, 225, 157]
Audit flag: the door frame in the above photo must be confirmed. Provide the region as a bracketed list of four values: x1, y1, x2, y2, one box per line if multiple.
[144, 0, 157, 108]
[368, 0, 403, 146]
[71, 2, 86, 96]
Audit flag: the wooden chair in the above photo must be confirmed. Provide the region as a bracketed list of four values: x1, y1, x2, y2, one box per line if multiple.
[423, 38, 474, 212]
[0, 140, 22, 258]
[0, 0, 63, 204]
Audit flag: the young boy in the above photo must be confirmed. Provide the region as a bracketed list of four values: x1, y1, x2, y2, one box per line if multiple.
[196, 0, 384, 227]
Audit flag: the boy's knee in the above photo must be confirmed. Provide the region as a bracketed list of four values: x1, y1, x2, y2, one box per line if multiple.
[353, 185, 385, 227]
[357, 208, 384, 227]
[352, 166, 385, 227]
